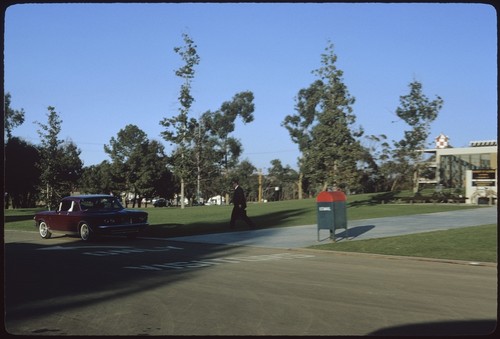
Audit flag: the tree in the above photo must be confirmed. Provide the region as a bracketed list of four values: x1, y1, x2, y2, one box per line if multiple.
[79, 161, 115, 195]
[4, 137, 41, 208]
[282, 42, 364, 192]
[267, 159, 299, 200]
[36, 106, 83, 209]
[356, 134, 392, 193]
[104, 124, 147, 206]
[201, 91, 255, 200]
[58, 141, 84, 194]
[104, 124, 172, 207]
[4, 93, 31, 208]
[230, 160, 257, 202]
[4, 92, 25, 140]
[134, 139, 173, 204]
[391, 80, 443, 191]
[160, 33, 200, 209]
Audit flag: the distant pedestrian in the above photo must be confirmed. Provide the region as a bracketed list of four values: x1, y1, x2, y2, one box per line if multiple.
[229, 179, 256, 229]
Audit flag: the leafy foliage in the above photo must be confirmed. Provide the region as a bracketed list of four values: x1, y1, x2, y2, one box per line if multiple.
[390, 81, 443, 191]
[103, 124, 173, 206]
[5, 39, 446, 206]
[160, 34, 199, 171]
[159, 33, 200, 208]
[4, 137, 41, 208]
[283, 42, 364, 192]
[266, 159, 299, 201]
[35, 106, 83, 209]
[4, 92, 25, 140]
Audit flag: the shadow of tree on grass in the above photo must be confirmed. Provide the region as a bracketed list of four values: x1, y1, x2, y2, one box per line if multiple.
[143, 208, 310, 238]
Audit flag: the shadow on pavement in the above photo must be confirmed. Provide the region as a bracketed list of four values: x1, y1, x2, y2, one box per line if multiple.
[337, 225, 375, 240]
[369, 319, 497, 336]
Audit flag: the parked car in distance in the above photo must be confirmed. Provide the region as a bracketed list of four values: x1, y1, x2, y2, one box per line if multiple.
[34, 195, 148, 241]
[153, 198, 167, 207]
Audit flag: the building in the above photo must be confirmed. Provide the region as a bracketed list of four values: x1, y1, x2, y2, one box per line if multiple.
[419, 134, 497, 204]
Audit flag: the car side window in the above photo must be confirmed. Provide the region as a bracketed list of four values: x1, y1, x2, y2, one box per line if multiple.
[70, 201, 80, 212]
[79, 197, 123, 210]
[80, 200, 94, 210]
[59, 200, 72, 212]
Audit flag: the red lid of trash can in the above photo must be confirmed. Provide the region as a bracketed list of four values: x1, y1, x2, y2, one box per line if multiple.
[316, 191, 347, 202]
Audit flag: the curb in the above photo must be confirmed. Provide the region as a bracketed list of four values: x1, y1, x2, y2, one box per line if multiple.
[283, 247, 498, 267]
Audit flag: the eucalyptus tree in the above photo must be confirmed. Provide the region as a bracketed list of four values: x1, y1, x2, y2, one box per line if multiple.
[201, 91, 255, 199]
[160, 33, 200, 209]
[283, 42, 364, 192]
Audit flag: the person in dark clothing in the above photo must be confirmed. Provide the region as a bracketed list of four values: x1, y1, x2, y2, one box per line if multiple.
[229, 179, 255, 229]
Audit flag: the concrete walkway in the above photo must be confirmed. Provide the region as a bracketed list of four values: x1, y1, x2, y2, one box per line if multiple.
[168, 206, 497, 249]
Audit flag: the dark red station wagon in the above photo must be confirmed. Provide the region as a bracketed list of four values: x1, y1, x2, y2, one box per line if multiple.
[34, 195, 148, 241]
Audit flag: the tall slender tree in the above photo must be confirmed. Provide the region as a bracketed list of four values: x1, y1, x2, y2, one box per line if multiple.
[160, 33, 200, 209]
[36, 106, 82, 209]
[391, 80, 443, 191]
[283, 41, 363, 192]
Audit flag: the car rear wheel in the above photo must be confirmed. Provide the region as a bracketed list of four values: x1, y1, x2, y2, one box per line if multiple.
[39, 221, 51, 239]
[79, 223, 92, 241]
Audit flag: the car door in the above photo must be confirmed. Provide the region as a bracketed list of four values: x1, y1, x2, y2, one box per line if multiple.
[56, 200, 80, 232]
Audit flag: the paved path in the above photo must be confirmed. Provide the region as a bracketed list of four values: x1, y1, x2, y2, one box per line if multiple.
[168, 206, 497, 249]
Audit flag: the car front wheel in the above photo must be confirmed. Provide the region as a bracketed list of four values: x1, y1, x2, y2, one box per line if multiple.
[39, 221, 51, 239]
[79, 223, 92, 241]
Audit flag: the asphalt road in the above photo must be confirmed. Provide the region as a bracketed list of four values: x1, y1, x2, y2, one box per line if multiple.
[4, 212, 497, 336]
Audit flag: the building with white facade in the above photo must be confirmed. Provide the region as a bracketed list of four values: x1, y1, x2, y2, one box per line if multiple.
[419, 134, 497, 204]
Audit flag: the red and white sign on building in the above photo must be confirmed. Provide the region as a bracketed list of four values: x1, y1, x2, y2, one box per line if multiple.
[435, 133, 450, 149]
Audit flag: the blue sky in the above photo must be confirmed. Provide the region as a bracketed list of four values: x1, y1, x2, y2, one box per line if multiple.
[4, 3, 497, 172]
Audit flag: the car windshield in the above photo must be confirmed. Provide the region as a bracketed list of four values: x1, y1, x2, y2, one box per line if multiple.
[80, 197, 124, 211]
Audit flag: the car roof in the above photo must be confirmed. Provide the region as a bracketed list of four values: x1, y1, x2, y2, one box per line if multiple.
[62, 194, 116, 201]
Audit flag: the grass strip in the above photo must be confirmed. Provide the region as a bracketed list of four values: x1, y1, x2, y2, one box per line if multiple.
[309, 224, 497, 263]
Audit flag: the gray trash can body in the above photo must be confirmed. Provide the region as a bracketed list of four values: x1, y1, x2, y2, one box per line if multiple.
[316, 191, 347, 241]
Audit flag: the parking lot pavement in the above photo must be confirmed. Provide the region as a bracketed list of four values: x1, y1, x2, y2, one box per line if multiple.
[166, 206, 498, 249]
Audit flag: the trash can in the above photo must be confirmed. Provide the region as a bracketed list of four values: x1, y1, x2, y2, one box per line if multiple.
[316, 191, 348, 242]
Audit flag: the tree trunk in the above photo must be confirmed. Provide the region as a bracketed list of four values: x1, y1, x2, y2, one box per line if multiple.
[298, 172, 303, 200]
[180, 178, 185, 209]
[391, 176, 400, 192]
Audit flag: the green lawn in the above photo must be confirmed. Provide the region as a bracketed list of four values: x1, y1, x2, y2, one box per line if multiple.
[4, 194, 495, 262]
[309, 224, 497, 263]
[6, 197, 481, 235]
